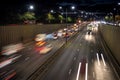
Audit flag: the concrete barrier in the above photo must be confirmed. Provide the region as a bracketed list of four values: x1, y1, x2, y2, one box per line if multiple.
[99, 24, 120, 64]
[0, 24, 67, 50]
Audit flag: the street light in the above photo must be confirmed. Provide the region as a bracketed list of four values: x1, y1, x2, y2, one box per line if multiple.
[118, 2, 120, 5]
[59, 6, 62, 10]
[71, 6, 75, 10]
[59, 5, 76, 44]
[113, 8, 116, 11]
[50, 10, 54, 13]
[81, 11, 84, 14]
[29, 5, 34, 10]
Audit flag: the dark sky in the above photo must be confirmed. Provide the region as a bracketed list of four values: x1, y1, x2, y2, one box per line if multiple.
[0, 0, 119, 24]
[0, 0, 119, 7]
[0, 0, 119, 18]
[0, 0, 119, 11]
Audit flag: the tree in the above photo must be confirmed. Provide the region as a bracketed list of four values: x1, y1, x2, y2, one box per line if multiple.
[109, 16, 113, 21]
[105, 16, 109, 21]
[46, 13, 55, 23]
[115, 15, 120, 21]
[19, 12, 36, 21]
[67, 17, 72, 23]
[58, 14, 64, 23]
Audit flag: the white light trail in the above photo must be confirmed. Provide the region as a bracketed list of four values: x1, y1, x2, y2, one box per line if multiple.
[96, 53, 100, 65]
[76, 62, 81, 80]
[85, 63, 88, 80]
[101, 54, 106, 66]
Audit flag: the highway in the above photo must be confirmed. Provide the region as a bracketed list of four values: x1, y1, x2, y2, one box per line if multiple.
[0, 38, 65, 80]
[0, 24, 119, 80]
[35, 26, 119, 80]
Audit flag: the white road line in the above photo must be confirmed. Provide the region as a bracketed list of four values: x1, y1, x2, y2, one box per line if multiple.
[77, 49, 79, 51]
[25, 57, 30, 61]
[101, 54, 106, 66]
[74, 57, 76, 60]
[93, 72, 95, 78]
[91, 50, 93, 53]
[96, 53, 100, 65]
[76, 62, 81, 80]
[85, 63, 88, 80]
[69, 69, 72, 75]
[80, 43, 82, 46]
[92, 59, 93, 63]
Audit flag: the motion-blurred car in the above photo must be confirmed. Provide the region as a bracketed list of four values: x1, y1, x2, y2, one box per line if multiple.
[0, 55, 22, 69]
[74, 28, 78, 32]
[87, 24, 93, 35]
[53, 32, 58, 39]
[0, 70, 16, 80]
[57, 30, 63, 38]
[62, 31, 66, 37]
[68, 29, 74, 36]
[63, 32, 70, 38]
[35, 34, 46, 42]
[35, 41, 46, 47]
[40, 44, 53, 54]
[1, 43, 23, 56]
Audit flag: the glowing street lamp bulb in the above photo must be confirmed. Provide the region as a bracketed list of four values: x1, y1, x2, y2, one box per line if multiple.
[30, 5, 34, 10]
[50, 10, 54, 13]
[59, 6, 62, 9]
[81, 11, 84, 14]
[79, 20, 81, 23]
[71, 6, 75, 10]
[118, 3, 120, 5]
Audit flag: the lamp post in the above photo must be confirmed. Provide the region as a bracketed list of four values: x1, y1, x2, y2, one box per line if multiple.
[65, 8, 68, 43]
[59, 5, 75, 44]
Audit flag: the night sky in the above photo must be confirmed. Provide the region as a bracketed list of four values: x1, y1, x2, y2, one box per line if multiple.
[0, 0, 119, 12]
[0, 0, 119, 24]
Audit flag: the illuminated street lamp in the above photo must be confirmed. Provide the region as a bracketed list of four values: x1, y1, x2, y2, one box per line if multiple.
[29, 5, 34, 10]
[81, 11, 84, 14]
[59, 5, 76, 44]
[71, 6, 75, 10]
[118, 2, 120, 5]
[50, 10, 54, 13]
[113, 8, 116, 11]
[59, 6, 62, 10]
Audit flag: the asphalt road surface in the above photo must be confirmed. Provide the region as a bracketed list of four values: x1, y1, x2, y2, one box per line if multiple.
[0, 38, 65, 80]
[39, 27, 119, 80]
[0, 24, 119, 80]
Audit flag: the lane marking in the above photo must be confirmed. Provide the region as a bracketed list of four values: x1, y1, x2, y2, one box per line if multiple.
[93, 72, 95, 78]
[96, 53, 100, 65]
[69, 69, 72, 75]
[74, 57, 76, 60]
[85, 63, 88, 80]
[101, 54, 106, 66]
[91, 50, 93, 53]
[76, 62, 81, 80]
[80, 43, 82, 46]
[25, 57, 30, 61]
[77, 49, 79, 51]
[92, 59, 93, 63]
